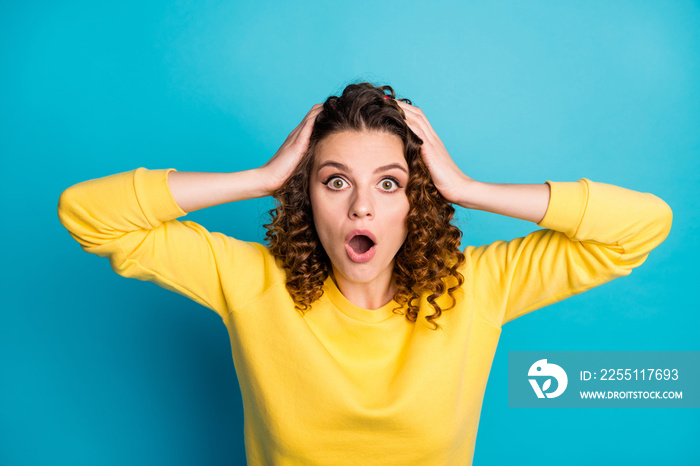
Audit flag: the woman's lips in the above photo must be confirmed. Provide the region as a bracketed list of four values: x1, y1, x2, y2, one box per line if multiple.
[345, 229, 377, 263]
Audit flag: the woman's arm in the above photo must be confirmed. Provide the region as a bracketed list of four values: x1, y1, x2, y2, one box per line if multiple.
[396, 100, 672, 326]
[397, 100, 550, 223]
[167, 104, 323, 213]
[166, 169, 270, 213]
[58, 104, 323, 320]
[471, 178, 672, 325]
[452, 180, 550, 224]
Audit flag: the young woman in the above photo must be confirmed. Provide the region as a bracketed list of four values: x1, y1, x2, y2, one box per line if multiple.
[58, 83, 672, 465]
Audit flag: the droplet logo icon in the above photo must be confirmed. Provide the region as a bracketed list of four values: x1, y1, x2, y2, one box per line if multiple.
[528, 359, 568, 398]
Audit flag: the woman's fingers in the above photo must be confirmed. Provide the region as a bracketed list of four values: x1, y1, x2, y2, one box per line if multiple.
[404, 113, 429, 141]
[395, 99, 471, 205]
[396, 101, 436, 143]
[287, 104, 322, 146]
[396, 100, 435, 148]
[261, 104, 323, 193]
[290, 105, 321, 150]
[296, 104, 323, 142]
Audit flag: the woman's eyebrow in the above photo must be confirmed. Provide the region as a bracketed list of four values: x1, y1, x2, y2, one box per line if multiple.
[316, 161, 409, 175]
[373, 163, 408, 175]
[317, 161, 348, 172]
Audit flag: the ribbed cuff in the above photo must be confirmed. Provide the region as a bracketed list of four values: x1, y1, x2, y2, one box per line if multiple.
[132, 167, 187, 227]
[536, 179, 590, 237]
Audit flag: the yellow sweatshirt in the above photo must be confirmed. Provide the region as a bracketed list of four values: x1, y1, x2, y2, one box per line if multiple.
[58, 168, 672, 465]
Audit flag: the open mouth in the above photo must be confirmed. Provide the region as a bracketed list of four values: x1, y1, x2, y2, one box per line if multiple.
[348, 234, 375, 254]
[345, 230, 378, 263]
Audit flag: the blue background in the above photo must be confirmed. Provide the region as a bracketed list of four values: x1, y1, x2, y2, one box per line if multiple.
[2, 0, 698, 464]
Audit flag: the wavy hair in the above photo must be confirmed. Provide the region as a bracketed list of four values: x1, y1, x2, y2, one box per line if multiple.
[264, 82, 465, 329]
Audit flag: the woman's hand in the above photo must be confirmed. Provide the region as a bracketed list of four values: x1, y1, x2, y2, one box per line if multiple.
[259, 103, 323, 194]
[396, 100, 550, 223]
[166, 104, 322, 213]
[396, 100, 472, 205]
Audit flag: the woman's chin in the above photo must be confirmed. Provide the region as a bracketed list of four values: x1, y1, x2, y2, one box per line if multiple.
[330, 255, 395, 287]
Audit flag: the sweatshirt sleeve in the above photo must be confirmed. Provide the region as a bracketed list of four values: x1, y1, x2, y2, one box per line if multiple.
[466, 178, 673, 327]
[57, 168, 285, 322]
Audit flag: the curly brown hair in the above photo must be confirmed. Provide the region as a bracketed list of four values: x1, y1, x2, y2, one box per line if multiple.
[264, 82, 465, 329]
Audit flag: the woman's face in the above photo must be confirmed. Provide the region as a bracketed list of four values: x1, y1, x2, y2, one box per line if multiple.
[309, 130, 410, 289]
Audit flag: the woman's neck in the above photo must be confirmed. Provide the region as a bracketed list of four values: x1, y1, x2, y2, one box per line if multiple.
[330, 266, 397, 310]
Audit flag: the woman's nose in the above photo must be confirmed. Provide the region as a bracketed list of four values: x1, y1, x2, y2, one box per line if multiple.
[349, 188, 374, 219]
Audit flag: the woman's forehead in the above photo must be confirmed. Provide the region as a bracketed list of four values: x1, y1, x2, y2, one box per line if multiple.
[313, 130, 407, 171]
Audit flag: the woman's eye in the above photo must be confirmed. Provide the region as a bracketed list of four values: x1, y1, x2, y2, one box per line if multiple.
[327, 177, 347, 190]
[379, 178, 398, 191]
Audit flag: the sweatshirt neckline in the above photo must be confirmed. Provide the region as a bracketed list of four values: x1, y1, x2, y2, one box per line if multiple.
[323, 276, 399, 323]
